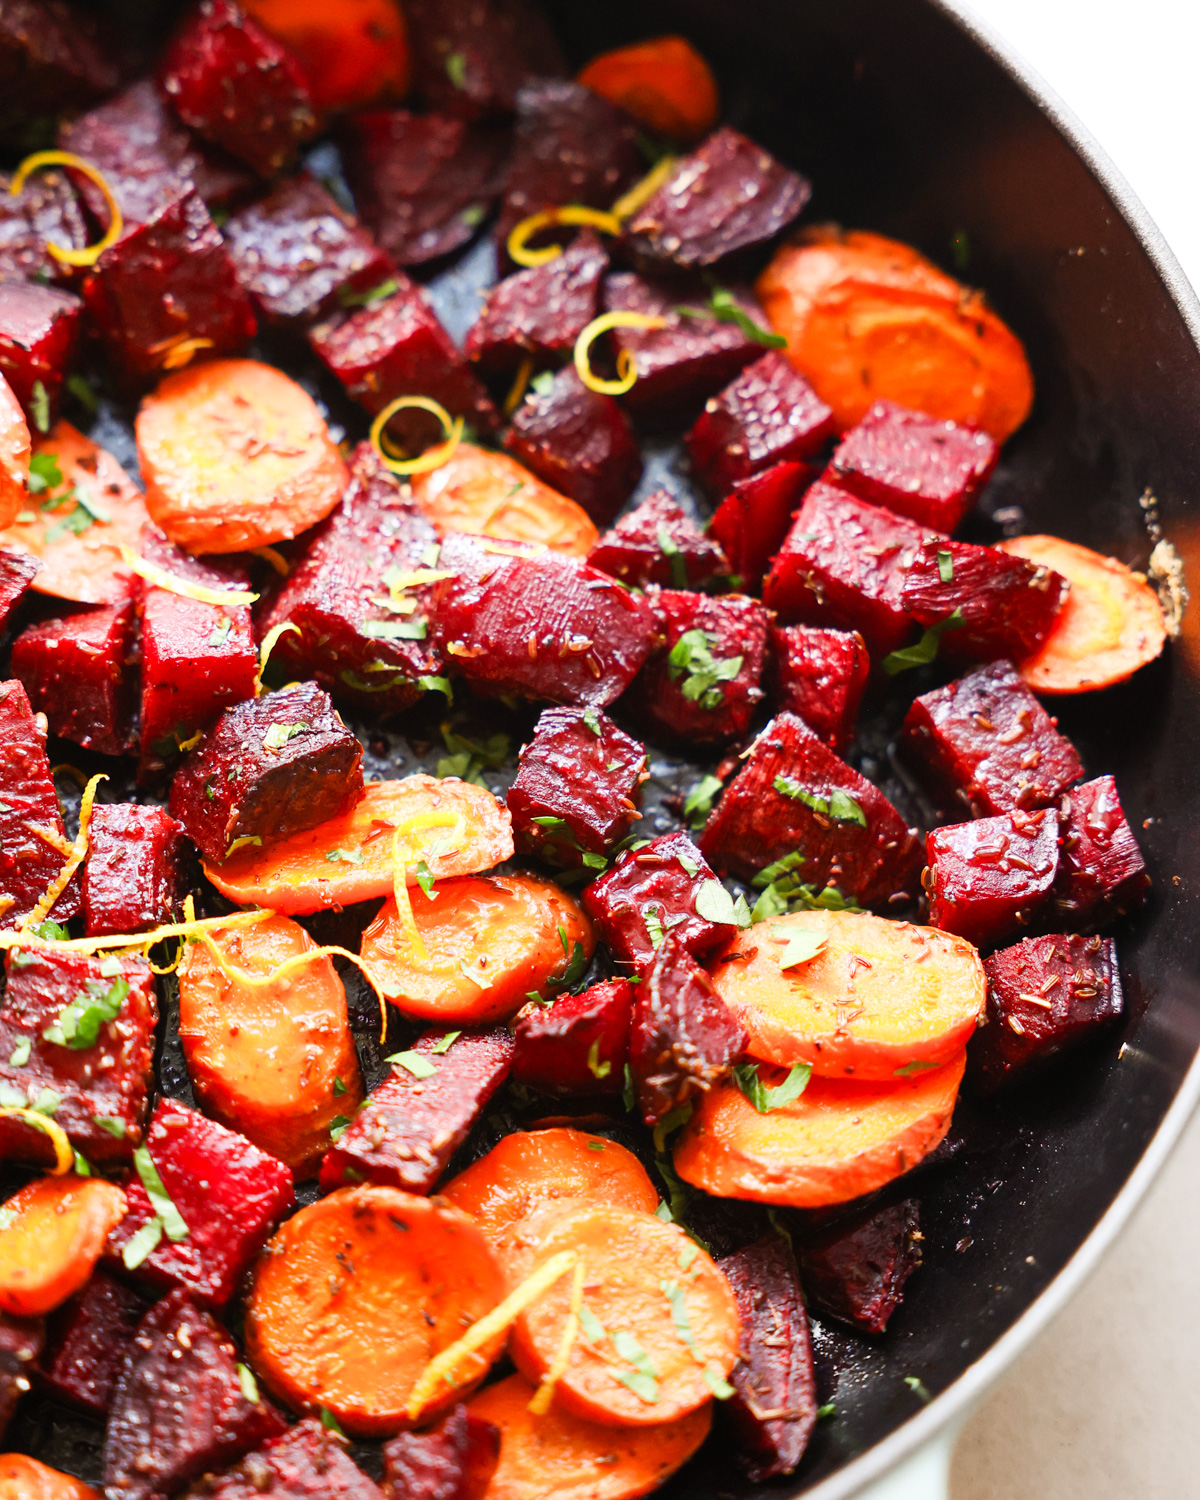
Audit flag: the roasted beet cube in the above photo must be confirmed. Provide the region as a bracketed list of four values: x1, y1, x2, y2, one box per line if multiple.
[82, 804, 187, 939]
[0, 165, 88, 285]
[0, 0, 117, 145]
[925, 808, 1060, 948]
[830, 401, 999, 533]
[901, 659, 1084, 818]
[159, 0, 317, 176]
[707, 459, 814, 591]
[467, 230, 606, 371]
[106, 1100, 294, 1305]
[203, 1417, 385, 1500]
[0, 279, 83, 428]
[969, 934, 1123, 1093]
[0, 546, 39, 632]
[0, 678, 80, 928]
[1053, 775, 1149, 930]
[0, 1314, 41, 1439]
[11, 603, 135, 756]
[320, 1027, 513, 1193]
[0, 950, 155, 1166]
[720, 1234, 818, 1480]
[168, 681, 364, 864]
[798, 1200, 923, 1335]
[511, 979, 634, 1095]
[700, 711, 922, 907]
[36, 1270, 147, 1415]
[507, 705, 647, 870]
[339, 110, 507, 268]
[104, 1289, 285, 1500]
[223, 173, 393, 324]
[587, 490, 729, 591]
[767, 624, 869, 752]
[582, 831, 745, 973]
[763, 481, 932, 656]
[82, 188, 257, 390]
[429, 533, 655, 709]
[405, 0, 564, 119]
[384, 1406, 499, 1500]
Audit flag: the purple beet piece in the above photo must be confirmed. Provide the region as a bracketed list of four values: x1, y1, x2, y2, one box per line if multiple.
[901, 659, 1084, 819]
[969, 933, 1123, 1093]
[429, 532, 655, 709]
[798, 1200, 923, 1334]
[82, 804, 188, 939]
[700, 711, 923, 907]
[511, 979, 634, 1095]
[0, 677, 80, 927]
[707, 459, 815, 591]
[0, 950, 156, 1167]
[587, 490, 729, 591]
[687, 350, 836, 497]
[103, 1289, 286, 1500]
[582, 831, 745, 973]
[507, 705, 647, 871]
[925, 807, 1060, 948]
[467, 230, 606, 371]
[0, 0, 118, 146]
[405, 0, 565, 120]
[503, 365, 642, 525]
[0, 279, 83, 427]
[36, 1269, 147, 1415]
[0, 547, 38, 632]
[767, 624, 870, 753]
[829, 400, 999, 533]
[1053, 775, 1149, 930]
[720, 1234, 818, 1479]
[629, 933, 745, 1125]
[0, 1314, 41, 1439]
[383, 1404, 500, 1500]
[630, 589, 769, 747]
[201, 1417, 386, 1500]
[320, 1027, 513, 1193]
[339, 110, 507, 268]
[11, 602, 136, 756]
[0, 165, 88, 286]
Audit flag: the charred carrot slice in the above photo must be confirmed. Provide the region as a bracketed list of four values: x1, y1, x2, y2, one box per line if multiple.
[997, 534, 1168, 693]
[0, 1175, 127, 1317]
[577, 37, 719, 142]
[203, 776, 513, 914]
[674, 1051, 967, 1209]
[0, 1455, 99, 1500]
[0, 374, 29, 530]
[711, 909, 986, 1080]
[241, 0, 410, 112]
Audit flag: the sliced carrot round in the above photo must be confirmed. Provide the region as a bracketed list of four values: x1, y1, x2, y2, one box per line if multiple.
[136, 359, 348, 554]
[242, 0, 410, 113]
[360, 875, 594, 1025]
[577, 37, 719, 142]
[674, 1051, 966, 1209]
[0, 1175, 127, 1317]
[508, 1205, 739, 1428]
[469, 1372, 711, 1500]
[997, 534, 1168, 693]
[203, 776, 513, 913]
[711, 909, 985, 1080]
[0, 1455, 99, 1500]
[244, 1184, 506, 1437]
[0, 373, 30, 530]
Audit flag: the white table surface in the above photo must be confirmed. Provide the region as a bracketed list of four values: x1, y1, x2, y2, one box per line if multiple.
[942, 3, 1200, 1495]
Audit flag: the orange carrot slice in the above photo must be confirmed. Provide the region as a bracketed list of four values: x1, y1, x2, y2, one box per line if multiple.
[0, 374, 30, 530]
[578, 37, 718, 143]
[0, 1455, 99, 1500]
[0, 1175, 127, 1316]
[242, 0, 410, 113]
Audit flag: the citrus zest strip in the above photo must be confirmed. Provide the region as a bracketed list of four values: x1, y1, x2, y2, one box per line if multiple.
[0, 1107, 73, 1174]
[256, 621, 301, 695]
[528, 1255, 586, 1416]
[574, 312, 667, 396]
[389, 811, 466, 969]
[0, 909, 273, 958]
[369, 396, 463, 477]
[503, 354, 535, 417]
[21, 774, 106, 931]
[25, 822, 75, 859]
[156, 336, 215, 371]
[252, 546, 290, 576]
[612, 155, 679, 221]
[506, 206, 623, 268]
[10, 151, 124, 267]
[117, 546, 259, 607]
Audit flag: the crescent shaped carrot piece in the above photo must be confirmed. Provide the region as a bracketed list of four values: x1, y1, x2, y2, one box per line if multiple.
[0, 1175, 127, 1317]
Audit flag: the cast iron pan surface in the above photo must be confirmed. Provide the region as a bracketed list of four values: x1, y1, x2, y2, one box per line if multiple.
[8, 1, 1200, 1496]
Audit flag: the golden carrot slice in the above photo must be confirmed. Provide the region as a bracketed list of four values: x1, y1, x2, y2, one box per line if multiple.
[0, 374, 30, 529]
[0, 1175, 127, 1316]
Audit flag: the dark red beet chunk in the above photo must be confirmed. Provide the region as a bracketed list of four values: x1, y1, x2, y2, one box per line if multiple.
[798, 1200, 923, 1335]
[504, 366, 642, 525]
[429, 533, 655, 709]
[767, 624, 870, 752]
[383, 1404, 500, 1500]
[829, 400, 999, 533]
[925, 808, 1060, 949]
[763, 480, 933, 656]
[168, 681, 364, 865]
[969, 934, 1123, 1093]
[687, 351, 835, 496]
[0, 950, 155, 1167]
[1053, 775, 1148, 930]
[320, 1027, 513, 1193]
[0, 546, 39, 631]
[508, 705, 647, 870]
[901, 659, 1084, 818]
[405, 0, 565, 120]
[202, 1417, 385, 1500]
[0, 0, 117, 146]
[467, 230, 606, 371]
[0, 279, 83, 428]
[602, 272, 764, 418]
[11, 602, 136, 756]
[720, 1234, 818, 1480]
[107, 1100, 294, 1306]
[0, 166, 88, 286]
[0, 1314, 41, 1439]
[707, 459, 815, 591]
[103, 1289, 285, 1500]
[587, 490, 729, 591]
[82, 804, 187, 939]
[629, 934, 745, 1125]
[339, 110, 507, 268]
[36, 1269, 147, 1415]
[700, 711, 922, 907]
[582, 832, 745, 973]
[511, 980, 634, 1095]
[159, 0, 317, 177]
[0, 678, 80, 927]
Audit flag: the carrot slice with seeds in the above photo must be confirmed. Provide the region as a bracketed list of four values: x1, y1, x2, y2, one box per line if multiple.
[0, 1175, 127, 1317]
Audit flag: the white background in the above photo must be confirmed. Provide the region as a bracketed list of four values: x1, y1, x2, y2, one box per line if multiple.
[944, 3, 1200, 1495]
